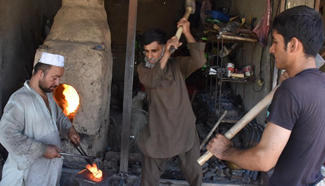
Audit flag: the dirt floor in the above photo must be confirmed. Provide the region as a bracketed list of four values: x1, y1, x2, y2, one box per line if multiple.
[0, 161, 260, 186]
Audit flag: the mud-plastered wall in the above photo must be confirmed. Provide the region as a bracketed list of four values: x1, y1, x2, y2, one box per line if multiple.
[33, 0, 113, 156]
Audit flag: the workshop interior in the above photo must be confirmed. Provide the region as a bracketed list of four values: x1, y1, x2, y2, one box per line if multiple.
[0, 0, 324, 185]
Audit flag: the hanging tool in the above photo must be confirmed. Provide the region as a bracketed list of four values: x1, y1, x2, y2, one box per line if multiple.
[169, 0, 196, 53]
[197, 85, 279, 166]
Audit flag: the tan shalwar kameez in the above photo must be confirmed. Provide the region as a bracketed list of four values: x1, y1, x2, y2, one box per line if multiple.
[137, 42, 206, 186]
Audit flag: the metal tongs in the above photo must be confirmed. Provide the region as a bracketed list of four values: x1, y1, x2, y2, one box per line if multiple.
[59, 152, 96, 160]
[72, 143, 94, 164]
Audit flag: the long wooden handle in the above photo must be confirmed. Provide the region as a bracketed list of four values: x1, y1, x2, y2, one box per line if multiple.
[170, 7, 193, 54]
[197, 86, 279, 166]
[175, 7, 193, 39]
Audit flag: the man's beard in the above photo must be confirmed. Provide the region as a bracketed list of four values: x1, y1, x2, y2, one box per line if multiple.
[39, 80, 56, 93]
[144, 46, 165, 69]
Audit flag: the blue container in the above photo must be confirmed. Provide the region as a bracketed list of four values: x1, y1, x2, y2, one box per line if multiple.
[209, 10, 230, 23]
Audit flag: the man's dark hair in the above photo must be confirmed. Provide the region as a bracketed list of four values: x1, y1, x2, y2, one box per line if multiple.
[272, 5, 324, 57]
[33, 62, 52, 75]
[142, 29, 167, 45]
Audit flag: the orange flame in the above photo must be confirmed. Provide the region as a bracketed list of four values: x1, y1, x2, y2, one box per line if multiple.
[86, 163, 103, 182]
[62, 84, 80, 116]
[54, 84, 80, 121]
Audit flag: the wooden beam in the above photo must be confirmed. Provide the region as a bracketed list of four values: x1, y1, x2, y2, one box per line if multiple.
[120, 0, 138, 173]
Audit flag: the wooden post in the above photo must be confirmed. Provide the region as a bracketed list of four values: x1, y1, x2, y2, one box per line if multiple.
[271, 0, 287, 89]
[315, 0, 320, 11]
[280, 0, 286, 12]
[120, 0, 138, 173]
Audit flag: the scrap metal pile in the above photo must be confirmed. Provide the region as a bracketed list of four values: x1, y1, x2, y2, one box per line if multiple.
[101, 80, 266, 185]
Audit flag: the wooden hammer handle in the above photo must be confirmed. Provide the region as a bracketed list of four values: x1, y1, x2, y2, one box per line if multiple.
[169, 7, 193, 54]
[175, 7, 193, 40]
[197, 86, 279, 166]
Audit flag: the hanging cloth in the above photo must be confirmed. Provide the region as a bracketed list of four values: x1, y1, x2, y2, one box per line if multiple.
[253, 0, 272, 46]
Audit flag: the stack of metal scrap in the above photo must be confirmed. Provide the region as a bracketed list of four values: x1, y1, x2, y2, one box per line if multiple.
[192, 84, 264, 184]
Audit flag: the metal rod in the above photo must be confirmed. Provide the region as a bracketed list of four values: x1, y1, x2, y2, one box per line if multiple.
[219, 34, 257, 42]
[74, 144, 85, 156]
[120, 0, 138, 173]
[60, 152, 96, 160]
[200, 111, 227, 150]
[198, 86, 279, 166]
[78, 145, 89, 157]
[73, 144, 93, 164]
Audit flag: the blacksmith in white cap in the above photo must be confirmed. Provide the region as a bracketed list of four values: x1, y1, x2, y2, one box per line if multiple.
[0, 52, 80, 186]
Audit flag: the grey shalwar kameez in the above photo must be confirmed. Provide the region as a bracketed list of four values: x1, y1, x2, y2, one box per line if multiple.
[137, 42, 206, 186]
[0, 81, 72, 186]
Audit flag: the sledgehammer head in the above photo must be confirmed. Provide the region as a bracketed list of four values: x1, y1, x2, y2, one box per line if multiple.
[185, 0, 196, 14]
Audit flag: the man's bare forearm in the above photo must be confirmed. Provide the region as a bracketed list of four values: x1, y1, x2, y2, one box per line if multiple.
[160, 52, 171, 69]
[222, 146, 274, 172]
[184, 32, 196, 43]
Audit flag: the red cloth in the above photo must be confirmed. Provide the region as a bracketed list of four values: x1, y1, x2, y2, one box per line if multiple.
[253, 0, 271, 46]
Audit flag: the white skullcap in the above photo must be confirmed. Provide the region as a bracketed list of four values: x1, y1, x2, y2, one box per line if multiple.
[39, 52, 64, 67]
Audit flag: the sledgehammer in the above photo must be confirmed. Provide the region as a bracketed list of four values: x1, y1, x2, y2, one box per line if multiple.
[197, 85, 279, 166]
[169, 0, 196, 53]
